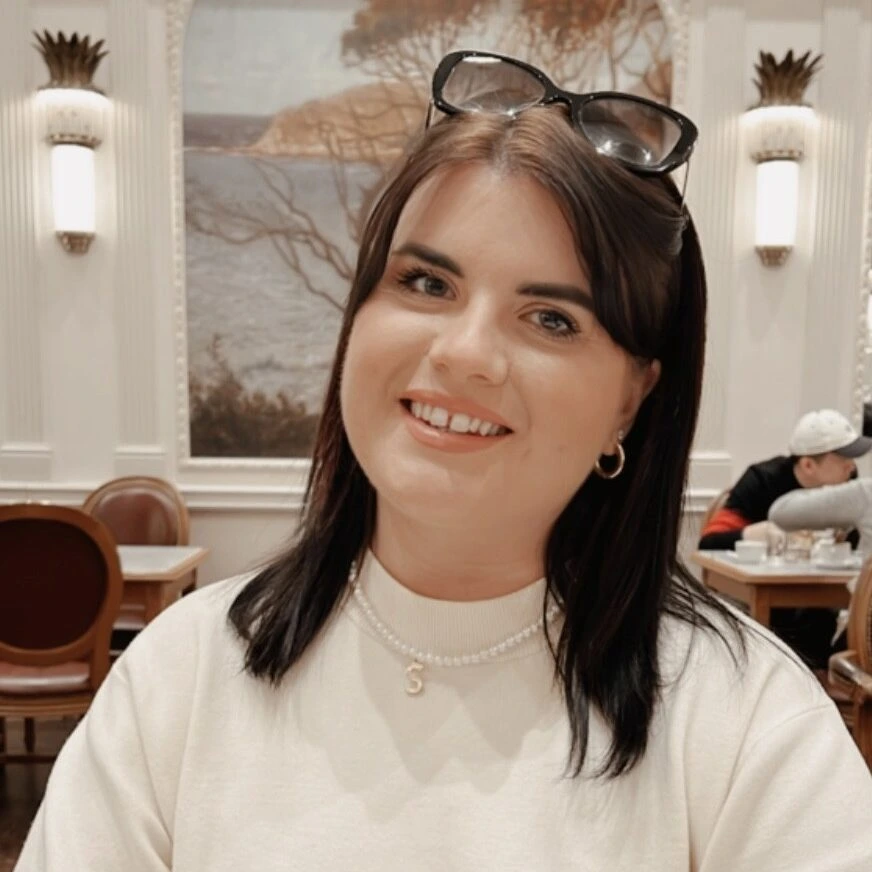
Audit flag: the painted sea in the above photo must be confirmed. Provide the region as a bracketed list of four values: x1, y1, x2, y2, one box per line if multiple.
[184, 149, 381, 416]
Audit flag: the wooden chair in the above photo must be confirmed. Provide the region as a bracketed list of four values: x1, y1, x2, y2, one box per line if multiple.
[83, 476, 194, 644]
[83, 475, 190, 548]
[829, 555, 872, 768]
[0, 504, 123, 763]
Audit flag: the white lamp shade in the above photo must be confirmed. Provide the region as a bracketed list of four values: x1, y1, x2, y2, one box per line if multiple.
[51, 144, 96, 234]
[38, 87, 108, 147]
[755, 159, 799, 248]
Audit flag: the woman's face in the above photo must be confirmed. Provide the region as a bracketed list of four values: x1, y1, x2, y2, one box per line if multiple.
[340, 163, 659, 536]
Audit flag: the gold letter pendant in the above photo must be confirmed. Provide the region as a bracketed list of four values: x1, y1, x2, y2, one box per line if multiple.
[405, 661, 424, 696]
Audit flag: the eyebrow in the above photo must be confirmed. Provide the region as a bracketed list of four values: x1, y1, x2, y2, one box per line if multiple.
[518, 283, 594, 313]
[392, 241, 593, 312]
[392, 242, 464, 277]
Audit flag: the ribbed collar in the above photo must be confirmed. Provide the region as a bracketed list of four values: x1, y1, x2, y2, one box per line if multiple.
[351, 549, 552, 658]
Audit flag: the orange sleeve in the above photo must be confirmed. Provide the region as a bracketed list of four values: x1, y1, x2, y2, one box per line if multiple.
[701, 507, 749, 538]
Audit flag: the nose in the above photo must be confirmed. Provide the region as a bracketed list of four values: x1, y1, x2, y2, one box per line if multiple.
[427, 303, 509, 386]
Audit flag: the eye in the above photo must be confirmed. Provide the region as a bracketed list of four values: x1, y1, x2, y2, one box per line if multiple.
[396, 267, 452, 298]
[529, 308, 580, 339]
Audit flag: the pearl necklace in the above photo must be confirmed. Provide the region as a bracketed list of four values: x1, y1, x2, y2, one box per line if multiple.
[350, 578, 561, 696]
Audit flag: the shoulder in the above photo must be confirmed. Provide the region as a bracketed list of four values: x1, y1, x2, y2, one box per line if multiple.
[656, 603, 872, 864]
[742, 455, 791, 481]
[729, 457, 781, 492]
[113, 573, 256, 694]
[657, 603, 831, 748]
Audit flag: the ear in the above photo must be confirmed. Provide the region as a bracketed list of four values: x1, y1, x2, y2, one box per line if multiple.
[796, 456, 814, 477]
[616, 359, 661, 439]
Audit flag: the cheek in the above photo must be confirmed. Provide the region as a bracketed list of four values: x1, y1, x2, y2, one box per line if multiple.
[528, 365, 625, 460]
[339, 320, 378, 428]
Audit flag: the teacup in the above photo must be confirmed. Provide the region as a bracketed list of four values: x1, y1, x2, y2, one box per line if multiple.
[734, 541, 767, 564]
[813, 541, 852, 565]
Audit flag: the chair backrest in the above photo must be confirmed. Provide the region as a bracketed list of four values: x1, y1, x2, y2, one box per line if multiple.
[0, 503, 123, 690]
[847, 555, 872, 673]
[701, 489, 731, 532]
[83, 476, 190, 546]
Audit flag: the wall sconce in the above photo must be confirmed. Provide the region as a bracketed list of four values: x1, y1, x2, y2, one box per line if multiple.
[743, 50, 821, 267]
[33, 31, 109, 254]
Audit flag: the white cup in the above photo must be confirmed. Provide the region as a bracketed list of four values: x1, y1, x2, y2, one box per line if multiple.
[734, 540, 767, 564]
[814, 541, 852, 565]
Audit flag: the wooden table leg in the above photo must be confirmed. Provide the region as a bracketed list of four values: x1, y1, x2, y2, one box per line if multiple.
[142, 586, 166, 623]
[748, 588, 772, 627]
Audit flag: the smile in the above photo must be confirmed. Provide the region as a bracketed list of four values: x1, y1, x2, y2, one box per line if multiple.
[402, 400, 510, 436]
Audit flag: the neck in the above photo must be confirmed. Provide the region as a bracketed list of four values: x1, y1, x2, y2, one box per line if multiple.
[371, 504, 547, 601]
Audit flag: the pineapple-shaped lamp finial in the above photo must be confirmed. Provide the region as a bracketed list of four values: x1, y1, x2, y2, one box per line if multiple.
[752, 50, 822, 108]
[33, 30, 107, 92]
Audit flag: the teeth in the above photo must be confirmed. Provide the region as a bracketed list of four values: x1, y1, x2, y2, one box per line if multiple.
[449, 413, 471, 433]
[407, 402, 506, 436]
[429, 407, 449, 427]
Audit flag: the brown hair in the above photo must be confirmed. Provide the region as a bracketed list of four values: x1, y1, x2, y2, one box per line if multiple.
[229, 107, 743, 777]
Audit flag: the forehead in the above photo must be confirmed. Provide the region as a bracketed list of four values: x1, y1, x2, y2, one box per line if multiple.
[392, 163, 587, 281]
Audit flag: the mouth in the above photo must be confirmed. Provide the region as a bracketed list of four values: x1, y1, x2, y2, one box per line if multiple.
[399, 399, 513, 437]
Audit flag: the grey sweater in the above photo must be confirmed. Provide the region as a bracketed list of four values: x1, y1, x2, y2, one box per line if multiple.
[769, 478, 872, 560]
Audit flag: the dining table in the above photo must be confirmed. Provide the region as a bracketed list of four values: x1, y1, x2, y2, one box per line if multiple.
[690, 550, 856, 627]
[118, 545, 210, 623]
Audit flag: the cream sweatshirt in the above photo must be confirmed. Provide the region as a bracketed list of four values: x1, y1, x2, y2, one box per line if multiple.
[14, 551, 872, 871]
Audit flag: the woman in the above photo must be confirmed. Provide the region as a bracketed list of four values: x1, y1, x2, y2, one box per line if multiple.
[17, 52, 872, 871]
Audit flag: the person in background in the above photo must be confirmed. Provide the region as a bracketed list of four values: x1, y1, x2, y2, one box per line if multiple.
[770, 471, 872, 643]
[698, 409, 869, 551]
[698, 409, 870, 668]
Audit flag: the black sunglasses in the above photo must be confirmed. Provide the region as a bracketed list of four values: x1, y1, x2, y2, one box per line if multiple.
[428, 50, 698, 177]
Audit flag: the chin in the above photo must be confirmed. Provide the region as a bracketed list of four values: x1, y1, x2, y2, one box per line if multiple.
[375, 461, 485, 518]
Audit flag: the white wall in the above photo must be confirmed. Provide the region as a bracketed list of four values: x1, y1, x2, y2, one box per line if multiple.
[1, 0, 871, 582]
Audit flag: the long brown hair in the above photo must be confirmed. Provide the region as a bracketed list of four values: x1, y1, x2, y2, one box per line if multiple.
[229, 107, 742, 777]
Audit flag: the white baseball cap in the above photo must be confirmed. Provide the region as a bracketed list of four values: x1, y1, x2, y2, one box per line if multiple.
[788, 409, 872, 458]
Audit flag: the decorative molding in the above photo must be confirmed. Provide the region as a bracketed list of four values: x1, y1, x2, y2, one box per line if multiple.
[0, 2, 44, 451]
[685, 449, 733, 495]
[0, 443, 54, 482]
[685, 2, 744, 451]
[114, 444, 169, 477]
[852, 91, 872, 428]
[803, 3, 869, 416]
[0, 478, 305, 513]
[0, 476, 714, 515]
[110, 0, 159, 448]
[167, 0, 196, 469]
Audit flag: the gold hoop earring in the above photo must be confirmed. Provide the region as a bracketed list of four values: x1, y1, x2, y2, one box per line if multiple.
[595, 442, 626, 480]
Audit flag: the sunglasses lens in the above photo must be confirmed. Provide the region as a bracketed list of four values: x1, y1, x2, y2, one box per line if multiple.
[442, 56, 546, 114]
[578, 97, 683, 169]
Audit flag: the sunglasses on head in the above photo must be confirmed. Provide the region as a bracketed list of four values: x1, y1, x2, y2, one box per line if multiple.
[427, 50, 698, 178]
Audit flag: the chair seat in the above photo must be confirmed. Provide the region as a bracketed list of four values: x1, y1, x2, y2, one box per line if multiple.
[0, 661, 90, 696]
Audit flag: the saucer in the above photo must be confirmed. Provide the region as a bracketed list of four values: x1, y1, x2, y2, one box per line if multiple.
[811, 557, 861, 571]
